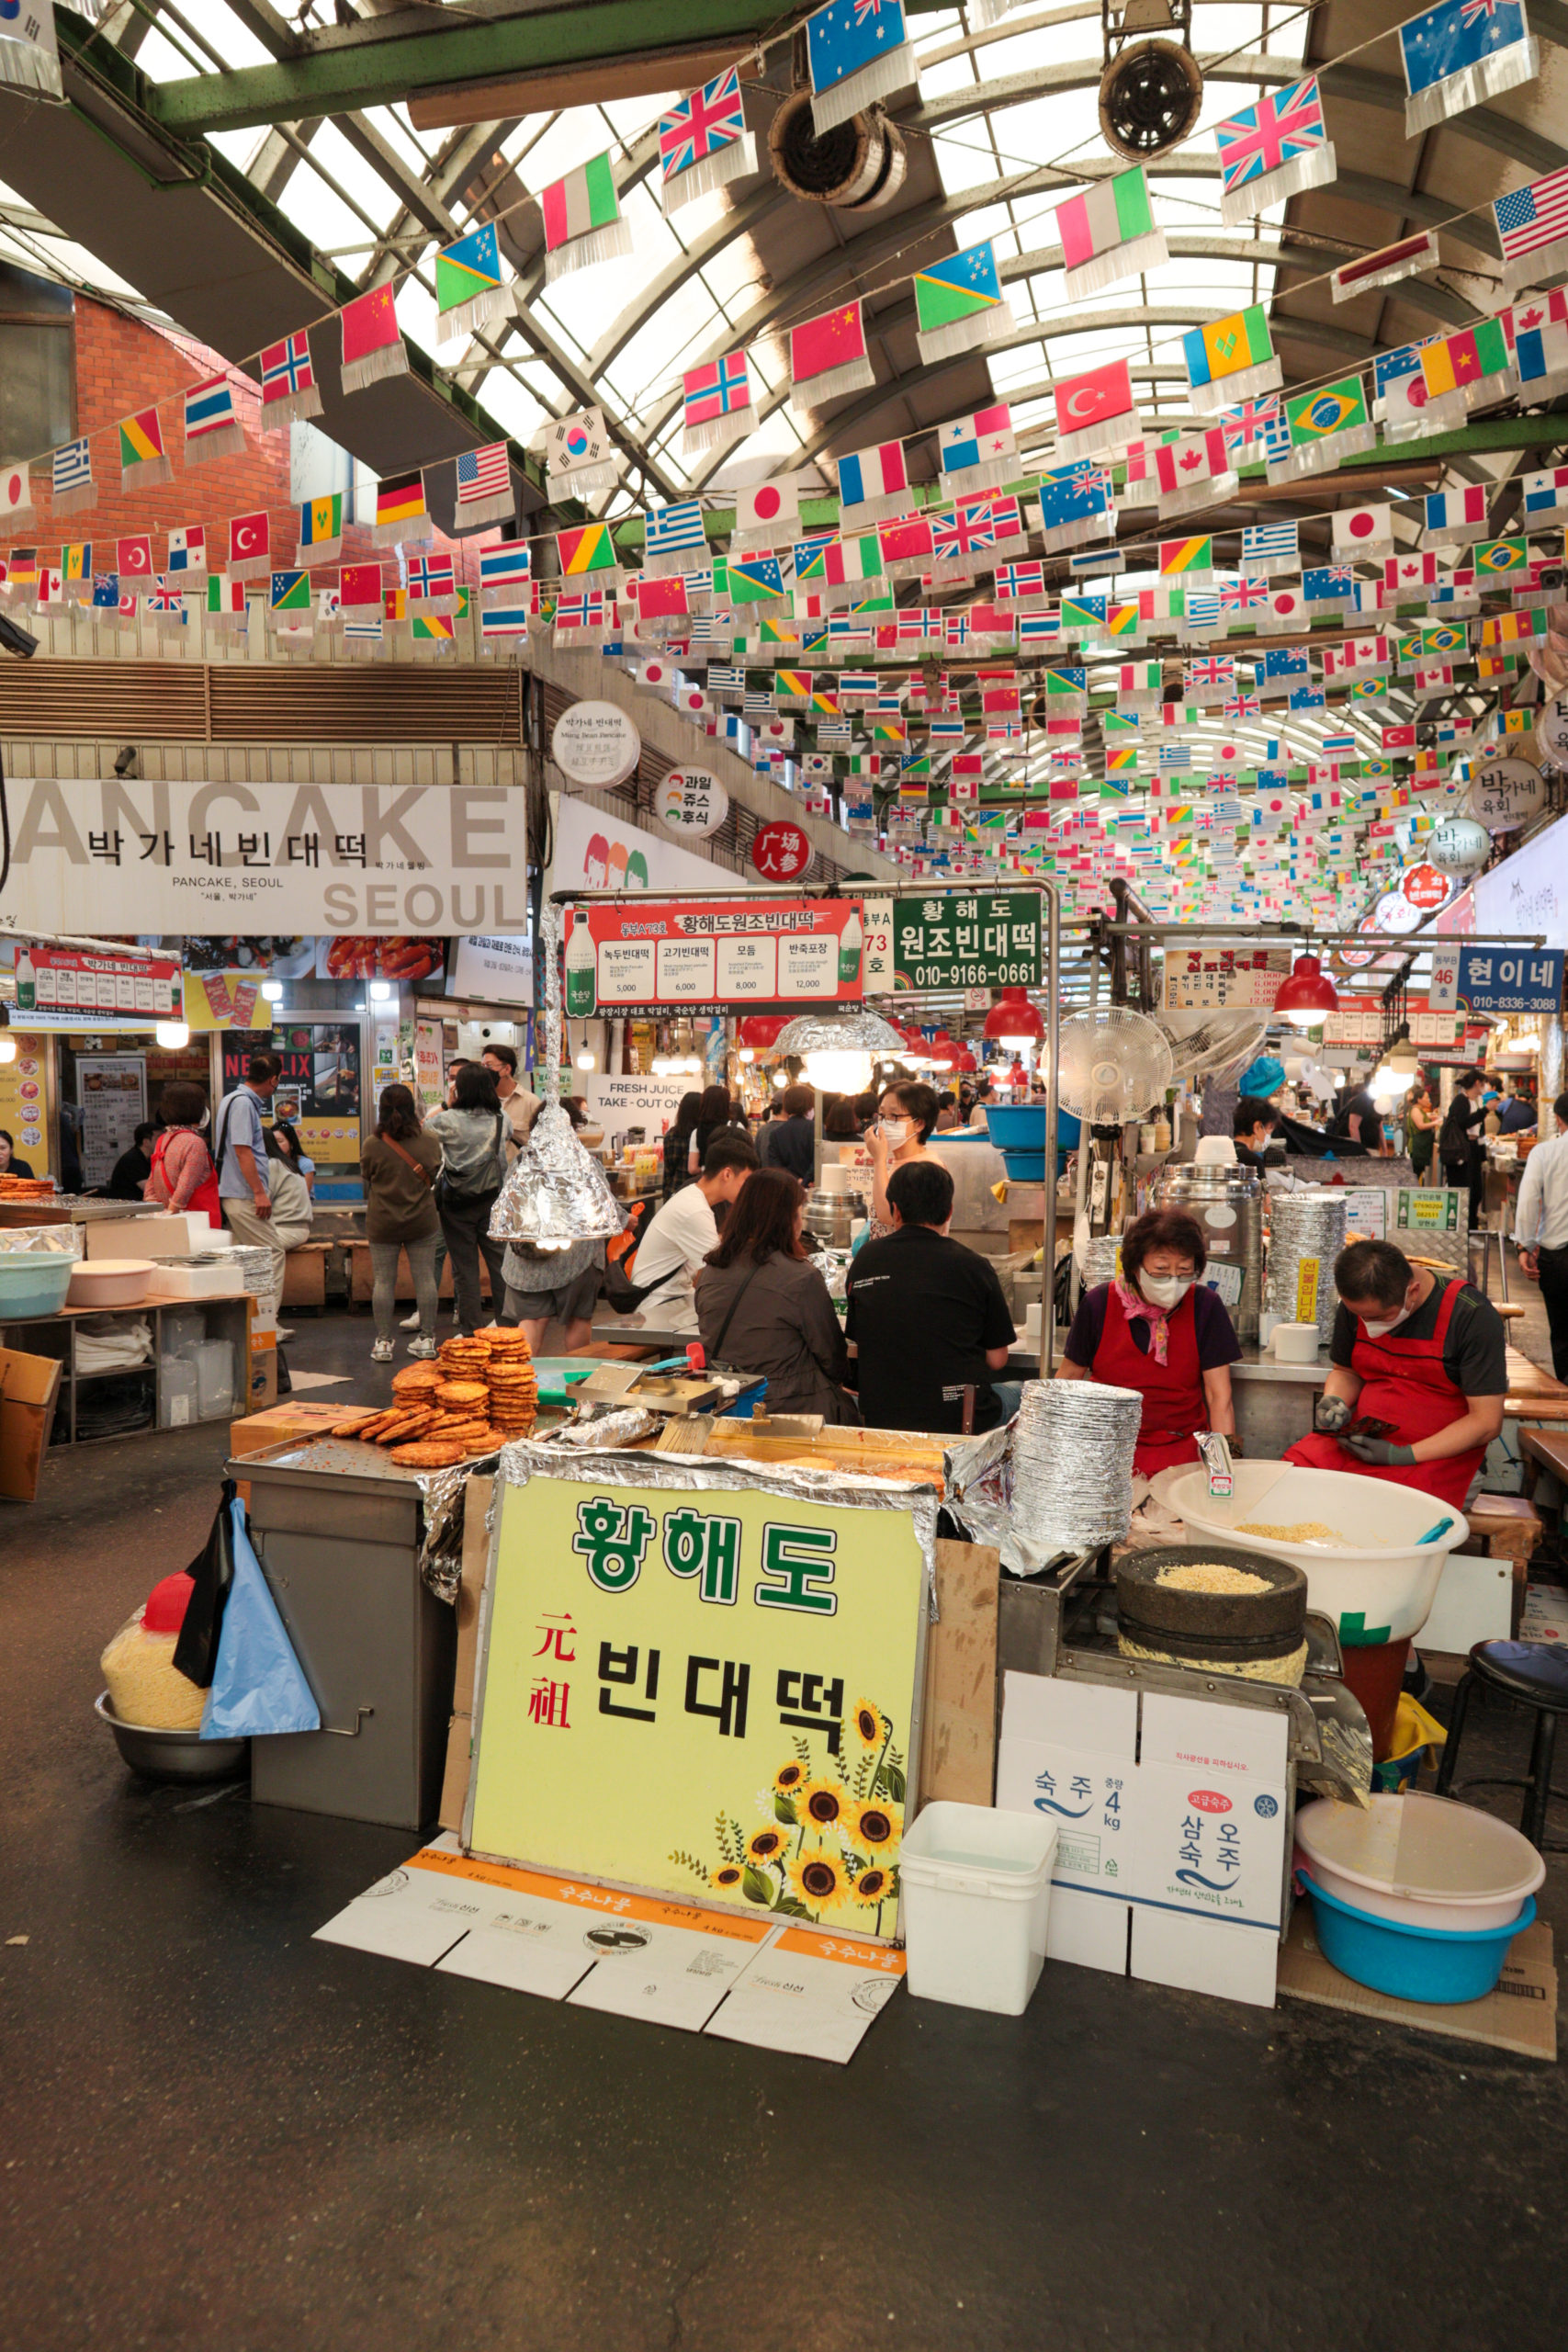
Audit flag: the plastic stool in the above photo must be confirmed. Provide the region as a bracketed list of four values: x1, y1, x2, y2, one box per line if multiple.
[1434, 1638, 1568, 1852]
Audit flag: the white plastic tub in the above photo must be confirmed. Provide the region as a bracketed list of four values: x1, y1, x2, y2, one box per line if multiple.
[1168, 1461, 1466, 1647]
[899, 1800, 1058, 2015]
[1294, 1791, 1545, 1931]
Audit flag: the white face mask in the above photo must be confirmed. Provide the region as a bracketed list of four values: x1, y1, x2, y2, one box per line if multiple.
[1360, 1300, 1414, 1340]
[1139, 1272, 1192, 1309]
[880, 1118, 910, 1148]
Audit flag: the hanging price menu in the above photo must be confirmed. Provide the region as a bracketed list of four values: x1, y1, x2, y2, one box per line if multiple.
[565, 899, 864, 1011]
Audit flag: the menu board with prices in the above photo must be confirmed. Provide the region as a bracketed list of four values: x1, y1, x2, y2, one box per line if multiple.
[1161, 945, 1292, 1012]
[77, 1054, 148, 1188]
[13, 944, 181, 1032]
[564, 899, 865, 1012]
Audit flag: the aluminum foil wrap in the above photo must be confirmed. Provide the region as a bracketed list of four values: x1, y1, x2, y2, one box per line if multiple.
[545, 1407, 661, 1448]
[772, 1007, 908, 1058]
[488, 892, 626, 1251]
[1005, 1377, 1142, 1574]
[228, 1244, 276, 1296]
[1083, 1234, 1122, 1289]
[0, 1226, 83, 1256]
[415, 1455, 497, 1602]
[1264, 1188, 1347, 1344]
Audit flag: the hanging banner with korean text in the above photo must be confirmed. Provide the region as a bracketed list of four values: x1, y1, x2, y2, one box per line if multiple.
[8, 943, 184, 1032]
[860, 889, 1041, 991]
[0, 779, 526, 936]
[1428, 944, 1564, 1016]
[564, 898, 866, 1011]
[467, 1465, 928, 1931]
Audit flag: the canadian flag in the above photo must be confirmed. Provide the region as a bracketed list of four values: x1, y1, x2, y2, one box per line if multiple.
[1154, 427, 1229, 496]
[1386, 551, 1438, 590]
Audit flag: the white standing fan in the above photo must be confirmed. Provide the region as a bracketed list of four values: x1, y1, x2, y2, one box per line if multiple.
[1057, 1006, 1175, 1125]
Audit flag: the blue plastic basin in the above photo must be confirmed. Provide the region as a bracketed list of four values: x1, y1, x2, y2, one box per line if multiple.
[980, 1104, 1080, 1182]
[1299, 1868, 1534, 2005]
[0, 1253, 74, 1321]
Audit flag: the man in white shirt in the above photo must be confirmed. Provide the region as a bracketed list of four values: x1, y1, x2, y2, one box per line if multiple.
[1517, 1091, 1568, 1378]
[481, 1042, 542, 1156]
[627, 1131, 758, 1334]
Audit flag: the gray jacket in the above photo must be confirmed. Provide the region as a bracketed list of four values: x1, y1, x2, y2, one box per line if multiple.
[425, 1106, 508, 1196]
[694, 1250, 858, 1421]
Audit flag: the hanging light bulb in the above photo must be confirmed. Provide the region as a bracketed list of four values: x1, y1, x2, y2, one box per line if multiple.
[773, 1008, 908, 1097]
[155, 1021, 189, 1048]
[983, 986, 1045, 1048]
[0, 1035, 16, 1065]
[576, 1046, 596, 1070]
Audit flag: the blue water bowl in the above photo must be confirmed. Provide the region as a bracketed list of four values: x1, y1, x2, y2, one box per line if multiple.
[982, 1105, 1079, 1182]
[1299, 1869, 1534, 2006]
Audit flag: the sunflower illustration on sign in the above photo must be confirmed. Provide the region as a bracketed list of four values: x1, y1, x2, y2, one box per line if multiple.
[670, 1693, 907, 1929]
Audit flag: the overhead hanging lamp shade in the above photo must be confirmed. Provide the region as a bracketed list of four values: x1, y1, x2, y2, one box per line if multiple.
[773, 1007, 908, 1094]
[982, 986, 1045, 1045]
[1274, 954, 1340, 1027]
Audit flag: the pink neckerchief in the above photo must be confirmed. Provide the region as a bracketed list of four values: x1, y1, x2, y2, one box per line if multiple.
[1112, 1273, 1170, 1366]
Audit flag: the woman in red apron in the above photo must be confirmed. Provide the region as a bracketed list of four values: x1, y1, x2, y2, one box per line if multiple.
[1285, 1238, 1506, 1509]
[1057, 1207, 1241, 1476]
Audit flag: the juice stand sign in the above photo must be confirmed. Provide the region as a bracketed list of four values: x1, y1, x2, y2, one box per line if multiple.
[564, 899, 864, 1012]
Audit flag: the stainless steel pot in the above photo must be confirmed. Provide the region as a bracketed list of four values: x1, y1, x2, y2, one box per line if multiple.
[1153, 1159, 1264, 1340]
[804, 1188, 866, 1248]
[95, 1690, 249, 1783]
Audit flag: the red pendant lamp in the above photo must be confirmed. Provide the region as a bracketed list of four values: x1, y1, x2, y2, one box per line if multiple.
[1273, 954, 1340, 1028]
[982, 986, 1045, 1046]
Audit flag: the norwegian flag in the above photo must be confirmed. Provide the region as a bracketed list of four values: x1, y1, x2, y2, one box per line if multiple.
[1219, 576, 1271, 615]
[994, 559, 1047, 603]
[406, 552, 456, 604]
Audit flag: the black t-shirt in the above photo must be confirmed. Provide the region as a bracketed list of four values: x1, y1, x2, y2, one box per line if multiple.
[846, 1226, 1016, 1432]
[1334, 1090, 1383, 1154]
[1329, 1275, 1507, 1397]
[1439, 1095, 1484, 1165]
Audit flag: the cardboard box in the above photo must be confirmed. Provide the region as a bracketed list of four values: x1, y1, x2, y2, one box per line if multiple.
[997, 1674, 1138, 1968]
[1278, 1906, 1555, 2061]
[84, 1215, 199, 1261]
[0, 1343, 63, 1502]
[439, 1474, 494, 1835]
[229, 1400, 372, 1460]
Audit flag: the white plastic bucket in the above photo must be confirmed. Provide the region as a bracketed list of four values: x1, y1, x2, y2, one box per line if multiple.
[1294, 1792, 1545, 1932]
[898, 1800, 1058, 2015]
[1168, 1462, 1467, 1647]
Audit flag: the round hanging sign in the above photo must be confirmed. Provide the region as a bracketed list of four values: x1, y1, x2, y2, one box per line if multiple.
[1427, 815, 1491, 875]
[656, 768, 728, 838]
[1401, 861, 1451, 912]
[550, 700, 641, 789]
[1371, 888, 1423, 936]
[1535, 698, 1568, 769]
[1468, 754, 1546, 835]
[750, 818, 813, 883]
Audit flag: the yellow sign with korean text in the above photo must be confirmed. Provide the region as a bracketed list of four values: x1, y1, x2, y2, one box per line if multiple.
[468, 1471, 927, 1934]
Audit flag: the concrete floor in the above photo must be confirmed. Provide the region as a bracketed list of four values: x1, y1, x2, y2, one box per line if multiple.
[4, 1296, 1568, 2351]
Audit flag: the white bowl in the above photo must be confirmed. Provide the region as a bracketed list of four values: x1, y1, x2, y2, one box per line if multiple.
[1294, 1792, 1545, 1932]
[1168, 1461, 1467, 1647]
[67, 1257, 155, 1308]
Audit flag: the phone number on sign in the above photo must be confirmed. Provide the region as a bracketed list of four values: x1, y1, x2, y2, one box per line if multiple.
[898, 961, 1036, 988]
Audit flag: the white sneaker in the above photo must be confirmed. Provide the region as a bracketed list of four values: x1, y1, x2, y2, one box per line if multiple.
[406, 1336, 438, 1359]
[400, 1309, 421, 1329]
[371, 1339, 395, 1363]
[276, 1326, 295, 1341]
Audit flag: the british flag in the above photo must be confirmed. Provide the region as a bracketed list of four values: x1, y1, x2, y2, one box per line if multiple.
[1224, 694, 1262, 719]
[659, 67, 747, 183]
[933, 498, 998, 560]
[148, 576, 186, 616]
[1220, 576, 1271, 615]
[1186, 657, 1235, 690]
[1215, 74, 1328, 201]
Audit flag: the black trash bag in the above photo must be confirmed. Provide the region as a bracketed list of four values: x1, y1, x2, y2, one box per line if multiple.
[173, 1476, 240, 1690]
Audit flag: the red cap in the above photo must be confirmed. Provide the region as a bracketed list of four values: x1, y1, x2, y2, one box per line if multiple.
[141, 1572, 195, 1634]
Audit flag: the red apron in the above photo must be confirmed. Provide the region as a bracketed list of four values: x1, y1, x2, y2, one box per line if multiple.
[1284, 1274, 1483, 1510]
[1091, 1283, 1208, 1477]
[148, 1129, 222, 1228]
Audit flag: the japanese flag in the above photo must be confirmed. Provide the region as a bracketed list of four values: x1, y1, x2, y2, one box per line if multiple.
[1, 465, 33, 526]
[735, 475, 804, 537]
[1331, 503, 1393, 561]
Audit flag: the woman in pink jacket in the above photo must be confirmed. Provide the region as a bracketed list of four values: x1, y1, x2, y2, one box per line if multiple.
[142, 1081, 221, 1225]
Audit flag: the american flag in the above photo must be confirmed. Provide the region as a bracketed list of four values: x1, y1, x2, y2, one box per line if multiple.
[261, 332, 313, 402]
[1215, 74, 1327, 199]
[659, 67, 747, 181]
[1494, 174, 1568, 274]
[457, 443, 511, 508]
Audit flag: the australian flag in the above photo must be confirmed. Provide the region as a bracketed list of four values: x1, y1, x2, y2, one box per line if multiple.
[1399, 0, 1533, 125]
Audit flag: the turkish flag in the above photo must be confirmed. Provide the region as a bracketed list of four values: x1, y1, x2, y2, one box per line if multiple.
[229, 511, 269, 564]
[1055, 357, 1136, 445]
[116, 535, 152, 578]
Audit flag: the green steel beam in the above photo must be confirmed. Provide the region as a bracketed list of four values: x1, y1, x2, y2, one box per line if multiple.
[141, 0, 937, 136]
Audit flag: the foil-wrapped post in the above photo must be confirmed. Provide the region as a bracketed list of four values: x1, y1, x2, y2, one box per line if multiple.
[489, 892, 627, 1250]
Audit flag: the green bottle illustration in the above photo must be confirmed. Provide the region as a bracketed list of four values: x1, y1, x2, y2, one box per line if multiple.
[837, 908, 863, 986]
[565, 920, 597, 1015]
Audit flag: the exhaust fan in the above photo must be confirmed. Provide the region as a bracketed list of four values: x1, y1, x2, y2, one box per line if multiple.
[1098, 0, 1203, 162]
[768, 89, 908, 212]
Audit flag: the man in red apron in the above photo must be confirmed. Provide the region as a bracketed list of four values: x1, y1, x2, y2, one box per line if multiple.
[1285, 1238, 1506, 1508]
[1057, 1207, 1241, 1476]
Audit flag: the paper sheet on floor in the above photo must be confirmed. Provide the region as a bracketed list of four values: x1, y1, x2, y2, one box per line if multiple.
[703, 1926, 906, 2063]
[284, 1370, 349, 1390]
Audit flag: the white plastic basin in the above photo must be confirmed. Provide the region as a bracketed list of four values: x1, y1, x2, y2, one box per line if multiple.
[1295, 1792, 1545, 1931]
[1168, 1461, 1466, 1647]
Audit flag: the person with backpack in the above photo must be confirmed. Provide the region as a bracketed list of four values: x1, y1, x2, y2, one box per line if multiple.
[360, 1083, 444, 1363]
[425, 1063, 513, 1337]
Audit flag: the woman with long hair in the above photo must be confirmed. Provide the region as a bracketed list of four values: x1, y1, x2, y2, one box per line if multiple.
[359, 1082, 444, 1363]
[689, 1081, 744, 1178]
[695, 1168, 857, 1420]
[663, 1090, 703, 1202]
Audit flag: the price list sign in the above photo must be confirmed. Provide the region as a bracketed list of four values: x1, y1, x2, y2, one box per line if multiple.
[565, 898, 864, 1012]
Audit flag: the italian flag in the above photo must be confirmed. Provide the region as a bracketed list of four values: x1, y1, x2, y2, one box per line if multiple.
[540, 153, 631, 278]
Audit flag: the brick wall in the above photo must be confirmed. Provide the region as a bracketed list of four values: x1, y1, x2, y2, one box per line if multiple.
[37, 299, 468, 577]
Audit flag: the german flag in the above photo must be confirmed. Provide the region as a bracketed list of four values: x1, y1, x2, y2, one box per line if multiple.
[375, 469, 426, 532]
